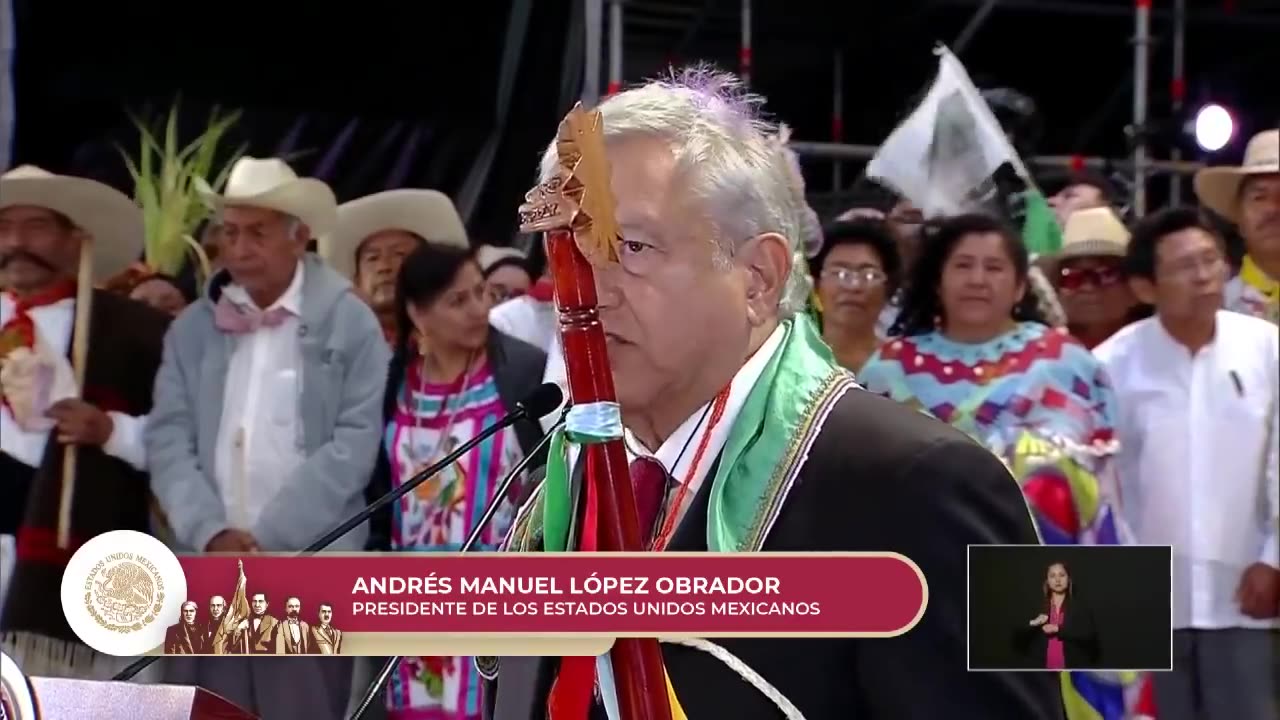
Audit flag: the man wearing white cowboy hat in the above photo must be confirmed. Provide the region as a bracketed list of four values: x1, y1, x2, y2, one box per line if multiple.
[147, 156, 388, 719]
[1195, 128, 1280, 324]
[320, 188, 467, 343]
[0, 165, 170, 679]
[1045, 206, 1139, 348]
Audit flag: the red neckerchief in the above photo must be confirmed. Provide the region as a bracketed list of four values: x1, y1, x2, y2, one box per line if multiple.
[1, 279, 76, 349]
[527, 278, 555, 303]
[0, 279, 77, 365]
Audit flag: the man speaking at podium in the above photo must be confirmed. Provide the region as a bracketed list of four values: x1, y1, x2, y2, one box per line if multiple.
[481, 70, 1063, 719]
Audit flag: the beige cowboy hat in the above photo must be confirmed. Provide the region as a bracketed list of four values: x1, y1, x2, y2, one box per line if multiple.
[197, 156, 337, 237]
[476, 245, 527, 274]
[0, 165, 143, 282]
[1194, 129, 1280, 222]
[321, 189, 468, 280]
[1054, 207, 1131, 263]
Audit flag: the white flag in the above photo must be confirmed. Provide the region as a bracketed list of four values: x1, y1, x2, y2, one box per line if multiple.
[866, 45, 1031, 218]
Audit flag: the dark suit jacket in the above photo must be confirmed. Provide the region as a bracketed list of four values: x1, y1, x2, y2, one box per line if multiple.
[481, 387, 1065, 720]
[0, 291, 170, 643]
[364, 327, 549, 551]
[247, 614, 280, 654]
[277, 618, 312, 654]
[1014, 598, 1100, 669]
[164, 622, 204, 654]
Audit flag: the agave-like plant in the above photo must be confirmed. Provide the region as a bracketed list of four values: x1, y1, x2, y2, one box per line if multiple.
[116, 103, 247, 286]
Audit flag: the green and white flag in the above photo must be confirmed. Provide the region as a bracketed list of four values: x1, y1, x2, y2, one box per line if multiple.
[866, 45, 1063, 256]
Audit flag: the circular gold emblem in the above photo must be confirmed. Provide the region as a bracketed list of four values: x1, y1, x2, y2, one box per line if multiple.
[83, 552, 166, 634]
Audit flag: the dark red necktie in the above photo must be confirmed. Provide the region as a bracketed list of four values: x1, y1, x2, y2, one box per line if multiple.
[629, 456, 671, 549]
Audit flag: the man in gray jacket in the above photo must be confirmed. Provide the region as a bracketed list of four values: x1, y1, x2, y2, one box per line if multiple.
[146, 157, 390, 720]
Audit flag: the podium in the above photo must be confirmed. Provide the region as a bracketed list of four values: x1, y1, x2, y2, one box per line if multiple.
[27, 677, 257, 719]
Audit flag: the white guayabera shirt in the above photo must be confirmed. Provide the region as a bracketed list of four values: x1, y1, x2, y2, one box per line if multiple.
[1094, 312, 1280, 630]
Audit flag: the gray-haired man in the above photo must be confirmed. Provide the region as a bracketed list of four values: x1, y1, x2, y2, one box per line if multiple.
[147, 157, 390, 720]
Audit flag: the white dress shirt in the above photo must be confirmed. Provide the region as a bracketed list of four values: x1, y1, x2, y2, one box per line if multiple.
[212, 262, 307, 531]
[566, 324, 786, 535]
[0, 294, 147, 470]
[1094, 312, 1280, 629]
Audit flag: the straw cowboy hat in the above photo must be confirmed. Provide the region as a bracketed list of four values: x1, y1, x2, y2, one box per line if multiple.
[197, 156, 337, 237]
[321, 189, 469, 280]
[0, 165, 144, 282]
[1194, 129, 1280, 222]
[1054, 207, 1131, 263]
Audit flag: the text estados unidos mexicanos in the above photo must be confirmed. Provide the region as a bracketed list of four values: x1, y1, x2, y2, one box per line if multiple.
[349, 600, 822, 617]
[349, 574, 782, 597]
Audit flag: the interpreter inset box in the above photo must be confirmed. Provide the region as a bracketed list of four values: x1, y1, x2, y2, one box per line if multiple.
[967, 544, 1173, 672]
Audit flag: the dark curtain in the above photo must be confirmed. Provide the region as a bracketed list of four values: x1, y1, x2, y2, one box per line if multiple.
[10, 0, 575, 248]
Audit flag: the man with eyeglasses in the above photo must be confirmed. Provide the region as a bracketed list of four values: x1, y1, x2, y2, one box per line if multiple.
[1046, 207, 1139, 348]
[1094, 207, 1280, 720]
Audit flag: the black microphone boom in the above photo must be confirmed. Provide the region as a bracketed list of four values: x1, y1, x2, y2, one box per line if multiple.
[111, 383, 564, 683]
[303, 382, 562, 555]
[349, 419, 563, 719]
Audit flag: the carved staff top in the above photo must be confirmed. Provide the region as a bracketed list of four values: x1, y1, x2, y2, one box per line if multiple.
[516, 103, 674, 720]
[519, 105, 621, 267]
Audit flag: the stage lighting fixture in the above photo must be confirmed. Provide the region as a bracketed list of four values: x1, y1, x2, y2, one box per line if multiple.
[1192, 104, 1234, 152]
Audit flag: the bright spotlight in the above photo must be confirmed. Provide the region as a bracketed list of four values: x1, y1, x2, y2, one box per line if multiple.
[1193, 104, 1234, 152]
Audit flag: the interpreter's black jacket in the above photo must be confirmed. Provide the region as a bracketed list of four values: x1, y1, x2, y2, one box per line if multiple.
[1014, 597, 1101, 670]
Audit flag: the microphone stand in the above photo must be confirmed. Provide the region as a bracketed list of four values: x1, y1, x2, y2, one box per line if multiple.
[112, 404, 549, 683]
[345, 420, 563, 720]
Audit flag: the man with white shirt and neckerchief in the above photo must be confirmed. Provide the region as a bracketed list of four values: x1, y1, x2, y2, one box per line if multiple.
[0, 165, 168, 679]
[1094, 207, 1280, 720]
[147, 157, 390, 720]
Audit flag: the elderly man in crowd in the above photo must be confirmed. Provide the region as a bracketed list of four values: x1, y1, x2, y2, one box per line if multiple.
[1047, 206, 1139, 348]
[1195, 128, 1280, 324]
[0, 166, 169, 679]
[324, 188, 468, 343]
[482, 71, 1061, 720]
[1095, 207, 1279, 720]
[147, 156, 390, 720]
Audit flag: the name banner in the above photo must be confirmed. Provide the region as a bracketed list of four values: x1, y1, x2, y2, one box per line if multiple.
[57, 535, 931, 658]
[167, 553, 927, 656]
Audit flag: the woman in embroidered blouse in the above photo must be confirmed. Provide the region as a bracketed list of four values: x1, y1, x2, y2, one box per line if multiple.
[1016, 562, 1099, 669]
[859, 212, 1136, 715]
[367, 242, 547, 720]
[811, 218, 902, 373]
[859, 214, 1130, 544]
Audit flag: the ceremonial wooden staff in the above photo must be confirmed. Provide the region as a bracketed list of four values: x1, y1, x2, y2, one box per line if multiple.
[56, 238, 94, 549]
[519, 105, 673, 720]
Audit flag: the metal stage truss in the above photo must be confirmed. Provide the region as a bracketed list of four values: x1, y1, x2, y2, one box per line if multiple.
[577, 0, 1272, 214]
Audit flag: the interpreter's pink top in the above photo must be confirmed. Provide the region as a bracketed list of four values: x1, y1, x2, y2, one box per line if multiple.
[1045, 602, 1066, 670]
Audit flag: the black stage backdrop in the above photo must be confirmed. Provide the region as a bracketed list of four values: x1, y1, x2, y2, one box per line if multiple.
[968, 544, 1172, 671]
[9, 0, 576, 251]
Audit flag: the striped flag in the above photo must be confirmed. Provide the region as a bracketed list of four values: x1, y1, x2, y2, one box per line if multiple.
[213, 560, 251, 654]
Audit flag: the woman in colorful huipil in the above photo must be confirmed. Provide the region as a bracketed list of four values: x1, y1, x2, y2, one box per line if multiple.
[368, 242, 548, 720]
[859, 213, 1146, 720]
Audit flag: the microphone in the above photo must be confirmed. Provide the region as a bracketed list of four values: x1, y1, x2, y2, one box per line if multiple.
[111, 383, 564, 683]
[302, 382, 563, 555]
[348, 417, 564, 719]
